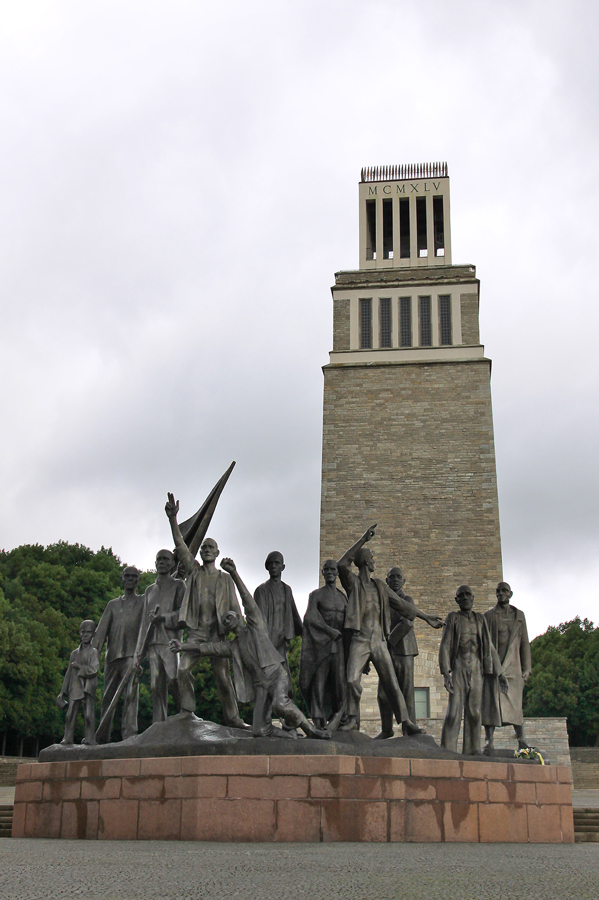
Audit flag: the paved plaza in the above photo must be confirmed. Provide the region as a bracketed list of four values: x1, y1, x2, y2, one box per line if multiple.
[0, 840, 598, 900]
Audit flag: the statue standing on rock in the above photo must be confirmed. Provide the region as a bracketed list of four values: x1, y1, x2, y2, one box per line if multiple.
[170, 558, 331, 740]
[482, 582, 532, 751]
[299, 558, 348, 731]
[165, 493, 249, 730]
[92, 566, 144, 742]
[57, 619, 100, 745]
[337, 525, 444, 735]
[439, 585, 507, 755]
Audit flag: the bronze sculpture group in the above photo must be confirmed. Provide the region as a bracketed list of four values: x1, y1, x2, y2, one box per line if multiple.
[56, 484, 532, 757]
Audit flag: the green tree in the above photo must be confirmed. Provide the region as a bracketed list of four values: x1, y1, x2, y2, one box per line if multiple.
[523, 617, 599, 746]
[0, 542, 310, 749]
[0, 542, 152, 749]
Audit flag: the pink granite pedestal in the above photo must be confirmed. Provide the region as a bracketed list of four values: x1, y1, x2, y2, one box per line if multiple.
[12, 755, 574, 843]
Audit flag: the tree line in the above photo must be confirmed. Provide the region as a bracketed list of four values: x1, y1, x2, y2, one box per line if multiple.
[522, 616, 599, 746]
[0, 541, 596, 753]
[0, 541, 267, 754]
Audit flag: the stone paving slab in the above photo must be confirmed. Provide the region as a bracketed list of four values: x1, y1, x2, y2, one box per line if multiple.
[1, 840, 598, 900]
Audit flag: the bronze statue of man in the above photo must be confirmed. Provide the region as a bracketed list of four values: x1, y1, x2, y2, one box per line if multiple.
[375, 566, 420, 738]
[254, 551, 303, 691]
[338, 525, 444, 734]
[170, 559, 331, 740]
[134, 549, 185, 723]
[482, 582, 532, 751]
[299, 559, 348, 730]
[439, 585, 507, 755]
[93, 566, 144, 742]
[165, 493, 248, 729]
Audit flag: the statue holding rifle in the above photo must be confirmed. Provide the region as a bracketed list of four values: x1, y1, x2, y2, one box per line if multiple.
[92, 566, 145, 742]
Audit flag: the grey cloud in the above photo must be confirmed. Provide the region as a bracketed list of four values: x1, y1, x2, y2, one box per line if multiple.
[1, 0, 598, 629]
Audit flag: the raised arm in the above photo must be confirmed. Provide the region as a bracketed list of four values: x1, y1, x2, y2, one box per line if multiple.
[165, 493, 195, 575]
[220, 558, 259, 621]
[387, 588, 444, 629]
[337, 524, 377, 569]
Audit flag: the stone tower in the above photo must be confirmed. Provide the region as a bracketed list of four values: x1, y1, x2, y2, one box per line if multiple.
[319, 162, 503, 723]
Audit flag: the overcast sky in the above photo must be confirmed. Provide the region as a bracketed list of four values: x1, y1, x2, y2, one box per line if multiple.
[0, 0, 597, 638]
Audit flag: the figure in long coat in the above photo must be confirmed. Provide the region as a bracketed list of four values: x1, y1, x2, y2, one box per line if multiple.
[254, 551, 303, 693]
[482, 581, 532, 750]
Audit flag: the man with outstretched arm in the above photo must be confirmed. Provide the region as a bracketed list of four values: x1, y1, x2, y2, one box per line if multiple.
[170, 558, 331, 740]
[375, 566, 420, 738]
[338, 525, 444, 735]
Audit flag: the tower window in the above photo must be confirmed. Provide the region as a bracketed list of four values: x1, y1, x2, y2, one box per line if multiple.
[365, 200, 376, 260]
[416, 196, 427, 258]
[360, 298, 372, 348]
[439, 294, 452, 345]
[399, 198, 410, 258]
[414, 687, 430, 719]
[419, 296, 431, 346]
[380, 298, 391, 347]
[433, 196, 445, 257]
[382, 199, 393, 259]
[400, 296, 412, 347]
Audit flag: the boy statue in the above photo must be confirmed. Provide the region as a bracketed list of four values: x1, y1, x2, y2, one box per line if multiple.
[56, 619, 100, 745]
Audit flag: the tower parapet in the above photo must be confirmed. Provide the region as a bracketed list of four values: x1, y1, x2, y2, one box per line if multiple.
[359, 162, 451, 269]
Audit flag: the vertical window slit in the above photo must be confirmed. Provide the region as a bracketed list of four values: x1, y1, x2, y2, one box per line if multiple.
[382, 199, 393, 259]
[416, 196, 427, 258]
[399, 198, 410, 258]
[366, 200, 376, 260]
[380, 298, 391, 347]
[360, 298, 372, 348]
[433, 196, 445, 257]
[400, 297, 412, 347]
[419, 296, 431, 346]
[439, 295, 452, 345]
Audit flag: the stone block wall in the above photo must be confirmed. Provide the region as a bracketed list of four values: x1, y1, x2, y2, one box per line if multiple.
[460, 292, 480, 344]
[320, 358, 503, 714]
[12, 754, 574, 843]
[332, 296, 350, 351]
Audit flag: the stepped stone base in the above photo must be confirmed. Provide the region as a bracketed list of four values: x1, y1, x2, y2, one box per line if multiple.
[570, 748, 599, 789]
[574, 808, 599, 843]
[13, 754, 574, 843]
